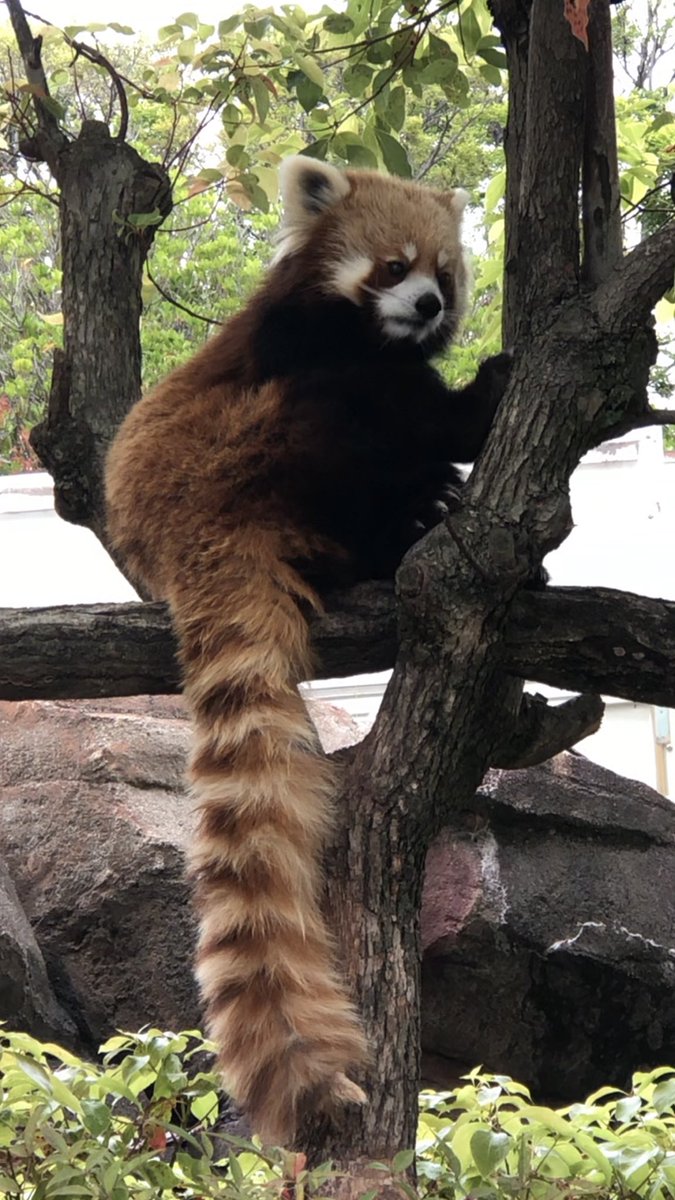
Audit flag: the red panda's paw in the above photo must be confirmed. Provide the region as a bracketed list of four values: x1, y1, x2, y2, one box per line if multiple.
[474, 349, 513, 410]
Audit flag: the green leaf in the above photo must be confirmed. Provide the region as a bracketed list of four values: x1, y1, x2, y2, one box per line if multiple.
[653, 1077, 675, 1113]
[392, 1148, 415, 1172]
[226, 144, 248, 168]
[458, 7, 483, 58]
[157, 23, 183, 40]
[615, 1095, 642, 1123]
[386, 86, 405, 132]
[477, 46, 507, 70]
[323, 14, 354, 33]
[293, 53, 325, 89]
[345, 140, 378, 168]
[485, 170, 505, 212]
[479, 63, 503, 87]
[126, 208, 163, 229]
[177, 37, 197, 63]
[244, 17, 270, 38]
[375, 128, 411, 178]
[470, 1129, 513, 1177]
[295, 74, 323, 113]
[176, 11, 198, 29]
[191, 1089, 219, 1121]
[221, 102, 241, 134]
[250, 76, 270, 124]
[81, 1099, 112, 1136]
[41, 96, 65, 120]
[218, 14, 241, 36]
[366, 37, 391, 64]
[300, 138, 329, 160]
[344, 63, 373, 97]
[420, 58, 457, 83]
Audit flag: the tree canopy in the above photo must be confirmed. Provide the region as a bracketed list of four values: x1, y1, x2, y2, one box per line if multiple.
[0, 0, 672, 471]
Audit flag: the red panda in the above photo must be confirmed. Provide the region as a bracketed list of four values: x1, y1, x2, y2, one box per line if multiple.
[105, 156, 510, 1145]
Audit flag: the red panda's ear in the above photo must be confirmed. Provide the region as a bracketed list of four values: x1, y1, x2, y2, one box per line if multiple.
[278, 156, 351, 228]
[433, 187, 470, 221]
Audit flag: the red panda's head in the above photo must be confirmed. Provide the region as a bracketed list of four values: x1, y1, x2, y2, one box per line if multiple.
[274, 155, 470, 354]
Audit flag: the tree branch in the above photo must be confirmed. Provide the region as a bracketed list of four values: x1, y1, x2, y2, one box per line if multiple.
[595, 219, 675, 332]
[70, 40, 129, 143]
[631, 408, 675, 428]
[0, 583, 396, 701]
[581, 0, 622, 285]
[503, 585, 675, 706]
[3, 584, 675, 712]
[492, 0, 587, 341]
[5, 0, 67, 176]
[491, 691, 604, 768]
[488, 0, 530, 346]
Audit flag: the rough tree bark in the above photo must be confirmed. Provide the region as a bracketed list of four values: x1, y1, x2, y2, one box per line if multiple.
[301, 0, 675, 1184]
[6, 0, 172, 539]
[4, 0, 675, 1190]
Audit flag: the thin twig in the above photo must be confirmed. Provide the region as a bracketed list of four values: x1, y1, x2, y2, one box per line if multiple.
[145, 263, 222, 325]
[69, 40, 129, 142]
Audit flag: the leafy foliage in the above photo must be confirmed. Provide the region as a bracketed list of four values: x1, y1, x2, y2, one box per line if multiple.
[0, 2, 674, 468]
[417, 1068, 675, 1199]
[0, 10, 509, 470]
[0, 1028, 674, 1198]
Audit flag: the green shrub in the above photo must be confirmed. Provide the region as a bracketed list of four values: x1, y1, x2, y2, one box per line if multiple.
[0, 1027, 673, 1198]
[416, 1067, 675, 1199]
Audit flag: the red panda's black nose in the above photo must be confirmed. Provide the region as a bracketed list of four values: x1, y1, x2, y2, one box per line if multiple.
[415, 292, 442, 320]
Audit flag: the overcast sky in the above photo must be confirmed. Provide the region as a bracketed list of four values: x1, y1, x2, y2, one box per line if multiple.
[22, 0, 240, 36]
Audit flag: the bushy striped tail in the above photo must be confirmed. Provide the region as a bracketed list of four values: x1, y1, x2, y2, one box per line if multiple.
[170, 530, 368, 1145]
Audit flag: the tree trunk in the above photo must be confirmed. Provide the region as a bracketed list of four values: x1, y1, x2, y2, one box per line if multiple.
[299, 0, 675, 1185]
[30, 122, 171, 539]
[5, 2, 172, 546]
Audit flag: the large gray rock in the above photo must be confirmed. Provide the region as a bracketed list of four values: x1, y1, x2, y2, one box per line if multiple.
[0, 697, 198, 1052]
[421, 752, 675, 1098]
[0, 694, 364, 1054]
[0, 855, 76, 1045]
[0, 697, 673, 1101]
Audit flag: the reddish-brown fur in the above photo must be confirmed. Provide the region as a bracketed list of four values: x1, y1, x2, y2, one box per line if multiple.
[105, 160, 478, 1144]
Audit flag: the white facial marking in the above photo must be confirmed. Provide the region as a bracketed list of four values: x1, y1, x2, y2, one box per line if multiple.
[331, 254, 374, 300]
[402, 242, 417, 264]
[375, 271, 445, 342]
[437, 249, 449, 269]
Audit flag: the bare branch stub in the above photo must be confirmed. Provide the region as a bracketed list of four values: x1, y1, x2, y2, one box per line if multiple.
[491, 691, 604, 769]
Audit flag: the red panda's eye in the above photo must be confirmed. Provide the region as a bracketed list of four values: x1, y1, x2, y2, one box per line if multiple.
[387, 260, 407, 279]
